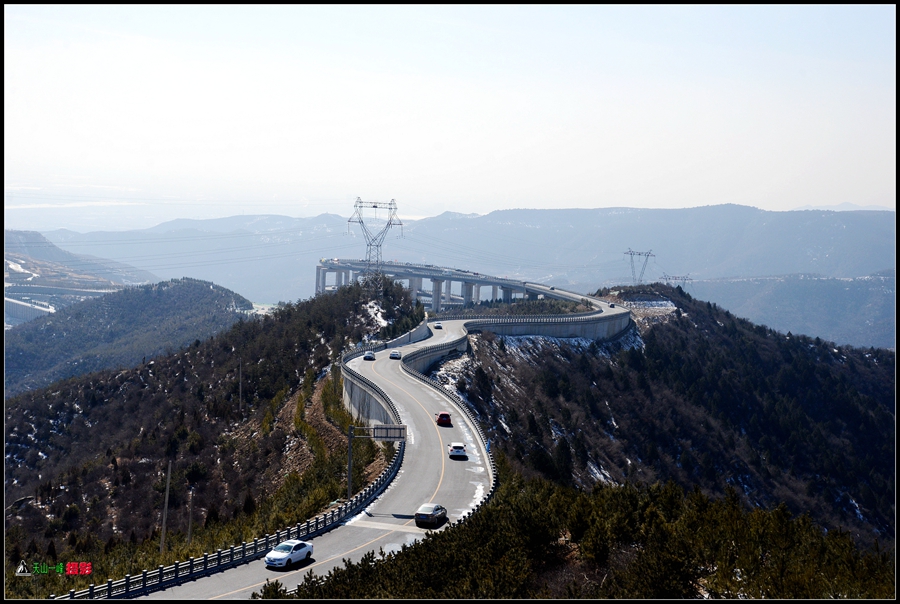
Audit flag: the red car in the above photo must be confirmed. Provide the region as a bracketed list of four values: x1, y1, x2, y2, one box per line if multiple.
[435, 411, 451, 426]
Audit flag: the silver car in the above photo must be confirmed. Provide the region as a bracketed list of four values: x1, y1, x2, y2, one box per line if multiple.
[415, 503, 447, 527]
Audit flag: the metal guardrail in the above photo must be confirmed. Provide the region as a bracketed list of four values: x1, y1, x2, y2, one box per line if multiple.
[397, 336, 500, 519]
[52, 351, 406, 600]
[52, 453, 404, 599]
[55, 307, 625, 599]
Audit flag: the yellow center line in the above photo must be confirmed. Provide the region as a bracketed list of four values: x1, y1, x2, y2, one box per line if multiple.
[211, 527, 404, 599]
[214, 334, 462, 599]
[370, 356, 448, 514]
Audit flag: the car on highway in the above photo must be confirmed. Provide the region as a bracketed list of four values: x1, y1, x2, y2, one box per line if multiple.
[363, 351, 376, 360]
[435, 411, 451, 426]
[414, 503, 447, 527]
[264, 539, 313, 569]
[433, 322, 443, 329]
[448, 442, 467, 458]
[389, 350, 402, 360]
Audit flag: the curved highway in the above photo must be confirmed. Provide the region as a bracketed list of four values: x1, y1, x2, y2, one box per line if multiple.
[143, 320, 487, 599]
[138, 279, 629, 600]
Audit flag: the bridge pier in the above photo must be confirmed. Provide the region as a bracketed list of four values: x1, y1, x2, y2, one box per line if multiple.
[463, 282, 474, 306]
[315, 266, 325, 294]
[431, 279, 444, 312]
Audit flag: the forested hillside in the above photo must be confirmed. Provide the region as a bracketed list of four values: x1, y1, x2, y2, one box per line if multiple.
[4, 280, 420, 599]
[4, 278, 253, 398]
[439, 285, 894, 551]
[264, 459, 894, 599]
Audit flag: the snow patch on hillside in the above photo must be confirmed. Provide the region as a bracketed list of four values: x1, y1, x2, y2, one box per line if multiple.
[366, 301, 388, 328]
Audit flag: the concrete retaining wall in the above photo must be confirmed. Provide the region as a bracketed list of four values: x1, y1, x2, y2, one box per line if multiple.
[466, 313, 632, 340]
[342, 376, 395, 425]
[384, 316, 432, 348]
[401, 334, 469, 374]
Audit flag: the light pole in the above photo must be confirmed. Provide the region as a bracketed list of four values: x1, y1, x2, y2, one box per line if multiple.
[187, 486, 194, 545]
[160, 460, 171, 553]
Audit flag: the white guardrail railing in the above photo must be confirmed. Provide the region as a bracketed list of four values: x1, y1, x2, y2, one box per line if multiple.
[53, 307, 620, 599]
[52, 347, 405, 599]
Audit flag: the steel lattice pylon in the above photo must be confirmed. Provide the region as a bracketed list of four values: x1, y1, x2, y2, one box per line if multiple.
[347, 197, 403, 297]
[624, 248, 655, 285]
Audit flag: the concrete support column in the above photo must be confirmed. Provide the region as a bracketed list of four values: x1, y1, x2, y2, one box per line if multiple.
[315, 267, 324, 294]
[492, 285, 499, 302]
[474, 284, 481, 304]
[444, 280, 452, 302]
[343, 270, 351, 286]
[501, 286, 513, 303]
[527, 290, 538, 301]
[431, 279, 444, 312]
[463, 282, 474, 306]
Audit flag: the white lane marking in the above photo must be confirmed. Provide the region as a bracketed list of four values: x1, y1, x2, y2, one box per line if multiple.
[347, 519, 429, 534]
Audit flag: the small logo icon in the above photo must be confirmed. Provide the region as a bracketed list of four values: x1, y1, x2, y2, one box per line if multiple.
[15, 560, 32, 577]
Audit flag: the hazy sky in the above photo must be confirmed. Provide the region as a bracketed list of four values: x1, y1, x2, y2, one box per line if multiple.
[5, 5, 896, 231]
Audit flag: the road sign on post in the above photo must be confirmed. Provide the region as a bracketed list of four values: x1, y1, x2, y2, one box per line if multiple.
[348, 424, 407, 499]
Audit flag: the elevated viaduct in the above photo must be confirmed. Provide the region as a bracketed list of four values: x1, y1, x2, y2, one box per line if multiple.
[316, 258, 596, 312]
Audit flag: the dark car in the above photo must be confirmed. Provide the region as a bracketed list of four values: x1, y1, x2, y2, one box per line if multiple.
[415, 503, 447, 527]
[363, 351, 376, 360]
[435, 411, 451, 426]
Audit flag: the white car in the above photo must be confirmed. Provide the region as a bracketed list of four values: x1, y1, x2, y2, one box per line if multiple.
[363, 351, 376, 360]
[448, 442, 467, 458]
[434, 322, 443, 329]
[389, 350, 401, 360]
[264, 539, 313, 569]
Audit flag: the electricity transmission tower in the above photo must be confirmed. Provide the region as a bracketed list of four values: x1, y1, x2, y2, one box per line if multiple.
[624, 249, 655, 285]
[347, 197, 403, 297]
[661, 273, 692, 288]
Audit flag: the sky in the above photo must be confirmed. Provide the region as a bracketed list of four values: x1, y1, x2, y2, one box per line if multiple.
[4, 5, 896, 232]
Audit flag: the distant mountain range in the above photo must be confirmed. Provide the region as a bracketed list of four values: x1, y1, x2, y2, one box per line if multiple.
[792, 202, 895, 212]
[4, 277, 253, 399]
[37, 204, 895, 348]
[5, 230, 161, 328]
[5, 230, 158, 285]
[690, 271, 895, 350]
